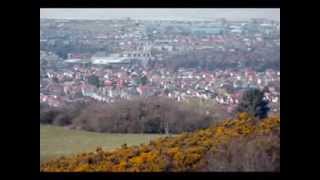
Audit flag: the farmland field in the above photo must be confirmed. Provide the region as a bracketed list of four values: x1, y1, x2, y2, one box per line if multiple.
[40, 125, 167, 163]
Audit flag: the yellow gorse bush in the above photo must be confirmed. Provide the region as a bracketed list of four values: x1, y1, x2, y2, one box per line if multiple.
[40, 113, 280, 172]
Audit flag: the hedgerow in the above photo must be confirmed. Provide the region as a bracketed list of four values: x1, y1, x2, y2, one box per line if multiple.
[40, 113, 280, 172]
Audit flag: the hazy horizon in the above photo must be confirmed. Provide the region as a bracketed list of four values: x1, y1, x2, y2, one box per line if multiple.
[40, 8, 280, 22]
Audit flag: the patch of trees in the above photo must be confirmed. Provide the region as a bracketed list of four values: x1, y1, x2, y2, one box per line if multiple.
[40, 102, 88, 126]
[40, 97, 227, 134]
[40, 88, 271, 133]
[160, 46, 279, 72]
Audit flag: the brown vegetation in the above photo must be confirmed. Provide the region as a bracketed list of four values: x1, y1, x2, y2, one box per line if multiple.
[40, 97, 227, 134]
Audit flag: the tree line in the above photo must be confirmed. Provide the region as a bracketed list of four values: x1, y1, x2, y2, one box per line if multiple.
[160, 47, 280, 72]
[40, 97, 228, 134]
[40, 88, 270, 134]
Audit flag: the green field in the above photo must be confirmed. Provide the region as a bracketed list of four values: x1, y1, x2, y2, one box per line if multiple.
[40, 125, 167, 163]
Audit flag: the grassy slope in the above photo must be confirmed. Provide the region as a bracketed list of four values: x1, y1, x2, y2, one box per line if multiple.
[40, 125, 166, 163]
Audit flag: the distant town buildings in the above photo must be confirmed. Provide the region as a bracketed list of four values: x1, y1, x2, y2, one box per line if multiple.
[40, 18, 280, 113]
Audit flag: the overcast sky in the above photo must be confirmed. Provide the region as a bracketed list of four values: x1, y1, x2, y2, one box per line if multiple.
[40, 8, 280, 22]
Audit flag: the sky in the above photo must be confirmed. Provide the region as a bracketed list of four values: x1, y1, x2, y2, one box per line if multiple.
[40, 8, 280, 22]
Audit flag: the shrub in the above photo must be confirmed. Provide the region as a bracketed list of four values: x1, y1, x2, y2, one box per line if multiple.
[202, 129, 280, 172]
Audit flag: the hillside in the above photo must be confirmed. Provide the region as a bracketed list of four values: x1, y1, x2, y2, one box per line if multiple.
[40, 125, 166, 163]
[40, 113, 280, 172]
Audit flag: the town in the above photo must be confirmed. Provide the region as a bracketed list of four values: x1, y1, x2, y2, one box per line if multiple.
[40, 18, 280, 114]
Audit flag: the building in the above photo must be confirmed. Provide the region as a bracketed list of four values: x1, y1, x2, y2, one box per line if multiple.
[91, 54, 131, 65]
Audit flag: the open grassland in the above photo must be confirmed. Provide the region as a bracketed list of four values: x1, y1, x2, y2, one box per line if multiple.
[40, 125, 167, 163]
